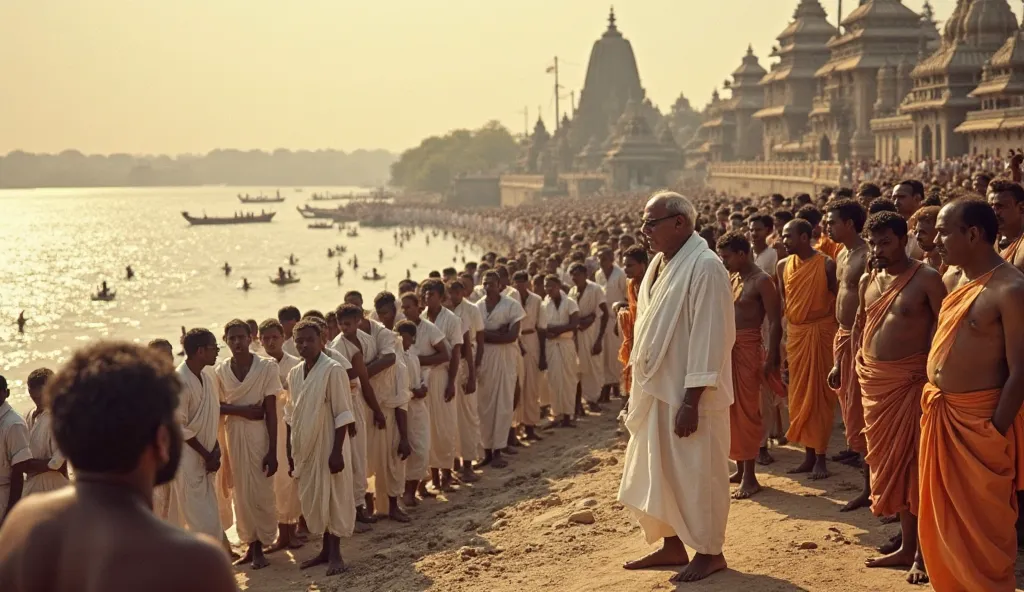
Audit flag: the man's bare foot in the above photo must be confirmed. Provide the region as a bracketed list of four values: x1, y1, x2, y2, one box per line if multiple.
[865, 547, 914, 569]
[587, 402, 602, 412]
[840, 492, 871, 512]
[438, 474, 456, 493]
[492, 454, 508, 469]
[733, 481, 761, 500]
[476, 455, 492, 468]
[233, 546, 254, 567]
[250, 545, 269, 570]
[906, 559, 928, 585]
[389, 507, 411, 523]
[729, 470, 742, 484]
[831, 449, 857, 462]
[623, 545, 689, 570]
[300, 549, 328, 570]
[458, 467, 479, 483]
[669, 553, 727, 583]
[417, 483, 437, 499]
[756, 448, 774, 466]
[266, 535, 302, 554]
[810, 456, 830, 480]
[326, 559, 347, 576]
[877, 532, 902, 554]
[402, 492, 419, 507]
[788, 457, 815, 474]
[879, 514, 900, 525]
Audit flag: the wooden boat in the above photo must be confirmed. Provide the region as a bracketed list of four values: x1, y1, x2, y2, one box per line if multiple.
[361, 273, 386, 281]
[296, 205, 356, 221]
[91, 292, 116, 302]
[182, 211, 275, 225]
[308, 221, 334, 229]
[238, 194, 285, 204]
[269, 276, 300, 286]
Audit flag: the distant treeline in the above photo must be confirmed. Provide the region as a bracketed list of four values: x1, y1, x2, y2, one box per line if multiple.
[0, 148, 397, 188]
[390, 121, 519, 193]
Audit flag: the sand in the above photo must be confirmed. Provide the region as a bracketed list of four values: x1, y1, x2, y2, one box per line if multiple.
[234, 405, 1024, 592]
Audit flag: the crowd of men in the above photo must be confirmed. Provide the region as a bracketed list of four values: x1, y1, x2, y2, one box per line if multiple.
[0, 154, 1023, 590]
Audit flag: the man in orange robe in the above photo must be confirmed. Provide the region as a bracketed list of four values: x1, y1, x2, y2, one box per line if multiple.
[918, 199, 1024, 592]
[615, 246, 648, 399]
[776, 219, 838, 480]
[856, 211, 945, 585]
[988, 179, 1024, 272]
[717, 232, 783, 500]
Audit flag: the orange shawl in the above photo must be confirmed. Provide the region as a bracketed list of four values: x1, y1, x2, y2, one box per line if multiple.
[1000, 233, 1024, 265]
[833, 327, 866, 454]
[617, 278, 640, 391]
[782, 254, 837, 451]
[815, 235, 844, 261]
[855, 261, 924, 517]
[918, 267, 1024, 592]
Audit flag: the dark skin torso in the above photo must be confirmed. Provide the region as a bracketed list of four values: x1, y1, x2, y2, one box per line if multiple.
[858, 264, 945, 362]
[835, 244, 868, 330]
[0, 483, 237, 592]
[733, 271, 770, 331]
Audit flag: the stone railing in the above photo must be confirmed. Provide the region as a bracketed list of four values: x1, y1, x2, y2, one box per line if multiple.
[707, 161, 843, 196]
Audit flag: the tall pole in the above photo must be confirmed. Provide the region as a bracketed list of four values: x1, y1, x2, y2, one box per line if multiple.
[571, 90, 576, 115]
[554, 56, 560, 132]
[837, 0, 843, 33]
[523, 106, 529, 137]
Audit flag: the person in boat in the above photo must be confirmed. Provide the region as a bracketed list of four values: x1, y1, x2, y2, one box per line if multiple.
[278, 268, 287, 282]
[242, 279, 251, 291]
[98, 281, 110, 298]
[17, 312, 26, 334]
[126, 266, 134, 280]
[286, 270, 293, 280]
[378, 249, 383, 263]
[289, 254, 296, 266]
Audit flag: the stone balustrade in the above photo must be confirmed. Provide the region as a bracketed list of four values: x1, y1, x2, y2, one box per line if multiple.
[706, 161, 843, 196]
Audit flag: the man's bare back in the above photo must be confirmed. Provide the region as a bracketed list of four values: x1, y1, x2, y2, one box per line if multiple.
[0, 482, 236, 592]
[859, 265, 945, 361]
[928, 263, 1024, 394]
[836, 246, 868, 329]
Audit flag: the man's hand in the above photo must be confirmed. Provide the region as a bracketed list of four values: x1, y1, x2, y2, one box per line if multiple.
[262, 452, 278, 478]
[328, 452, 345, 474]
[591, 340, 603, 356]
[465, 376, 476, 395]
[827, 366, 841, 390]
[204, 451, 221, 473]
[397, 438, 412, 460]
[475, 352, 483, 368]
[240, 404, 265, 421]
[674, 403, 699, 438]
[413, 386, 428, 399]
[348, 423, 357, 437]
[444, 382, 456, 402]
[373, 409, 386, 429]
[539, 357, 548, 372]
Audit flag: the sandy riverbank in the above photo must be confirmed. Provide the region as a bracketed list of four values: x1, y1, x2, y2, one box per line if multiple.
[233, 406, 1024, 592]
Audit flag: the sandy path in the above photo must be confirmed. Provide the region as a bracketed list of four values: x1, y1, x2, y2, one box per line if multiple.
[235, 406, 1024, 592]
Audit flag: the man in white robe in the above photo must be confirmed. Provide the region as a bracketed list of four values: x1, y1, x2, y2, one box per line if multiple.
[569, 264, 609, 412]
[171, 329, 226, 547]
[511, 270, 547, 441]
[475, 271, 526, 469]
[21, 369, 68, 496]
[257, 319, 304, 552]
[540, 277, 580, 427]
[216, 320, 280, 570]
[0, 376, 32, 525]
[396, 321, 429, 508]
[448, 281, 485, 483]
[278, 305, 301, 358]
[285, 320, 356, 576]
[619, 192, 735, 584]
[420, 280, 463, 492]
[595, 247, 628, 400]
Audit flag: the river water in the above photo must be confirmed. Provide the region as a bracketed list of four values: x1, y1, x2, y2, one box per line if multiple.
[0, 186, 479, 413]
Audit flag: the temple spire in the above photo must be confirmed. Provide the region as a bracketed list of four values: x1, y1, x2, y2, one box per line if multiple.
[608, 6, 617, 32]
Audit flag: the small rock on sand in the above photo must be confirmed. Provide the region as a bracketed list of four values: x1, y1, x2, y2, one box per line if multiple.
[797, 541, 818, 550]
[578, 498, 598, 508]
[568, 510, 596, 525]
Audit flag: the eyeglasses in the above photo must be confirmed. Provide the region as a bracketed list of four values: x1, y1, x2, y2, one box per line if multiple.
[641, 214, 679, 230]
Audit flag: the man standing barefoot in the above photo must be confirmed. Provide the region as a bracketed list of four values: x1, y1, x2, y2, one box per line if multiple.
[286, 320, 356, 576]
[619, 192, 734, 583]
[857, 212, 945, 584]
[777, 219, 838, 480]
[717, 231, 783, 500]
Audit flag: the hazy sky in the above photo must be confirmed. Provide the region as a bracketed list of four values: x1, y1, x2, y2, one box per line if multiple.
[0, 1, 1010, 155]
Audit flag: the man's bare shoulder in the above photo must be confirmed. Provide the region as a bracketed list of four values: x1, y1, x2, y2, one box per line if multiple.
[910, 263, 944, 288]
[991, 264, 1024, 301]
[160, 533, 237, 592]
[0, 488, 76, 555]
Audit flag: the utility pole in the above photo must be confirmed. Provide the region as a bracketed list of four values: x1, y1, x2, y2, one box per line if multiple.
[837, 0, 842, 33]
[570, 90, 576, 115]
[522, 106, 529, 137]
[554, 56, 561, 132]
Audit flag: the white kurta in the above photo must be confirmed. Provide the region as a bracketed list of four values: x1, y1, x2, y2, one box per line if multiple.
[283, 336, 299, 358]
[272, 352, 302, 524]
[513, 290, 548, 426]
[0, 402, 32, 523]
[452, 299, 485, 461]
[22, 410, 68, 496]
[422, 308, 463, 471]
[170, 363, 223, 540]
[596, 265, 628, 386]
[402, 349, 428, 484]
[285, 353, 356, 538]
[409, 318, 446, 480]
[329, 332, 379, 503]
[215, 356, 282, 546]
[569, 280, 607, 403]
[540, 295, 580, 417]
[475, 295, 527, 450]
[618, 232, 735, 555]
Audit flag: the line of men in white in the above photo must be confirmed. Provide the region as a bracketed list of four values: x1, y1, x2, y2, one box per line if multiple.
[0, 259, 630, 576]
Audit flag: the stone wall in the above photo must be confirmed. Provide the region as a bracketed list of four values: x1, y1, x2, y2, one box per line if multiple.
[448, 176, 500, 207]
[499, 174, 547, 208]
[706, 161, 843, 196]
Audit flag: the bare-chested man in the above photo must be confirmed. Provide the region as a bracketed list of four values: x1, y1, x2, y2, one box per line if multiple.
[0, 342, 236, 592]
[892, 181, 925, 260]
[717, 231, 783, 500]
[988, 180, 1024, 272]
[823, 199, 871, 510]
[856, 211, 945, 585]
[917, 199, 1024, 591]
[909, 206, 943, 271]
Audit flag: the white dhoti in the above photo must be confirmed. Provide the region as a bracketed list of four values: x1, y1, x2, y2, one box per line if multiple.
[350, 388, 369, 502]
[456, 359, 483, 461]
[275, 394, 301, 524]
[406, 398, 431, 481]
[603, 325, 624, 387]
[172, 442, 224, 540]
[478, 341, 519, 450]
[224, 416, 278, 545]
[546, 338, 579, 417]
[426, 365, 457, 471]
[216, 422, 234, 531]
[619, 398, 730, 554]
[577, 324, 604, 403]
[516, 332, 545, 427]
[367, 405, 407, 498]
